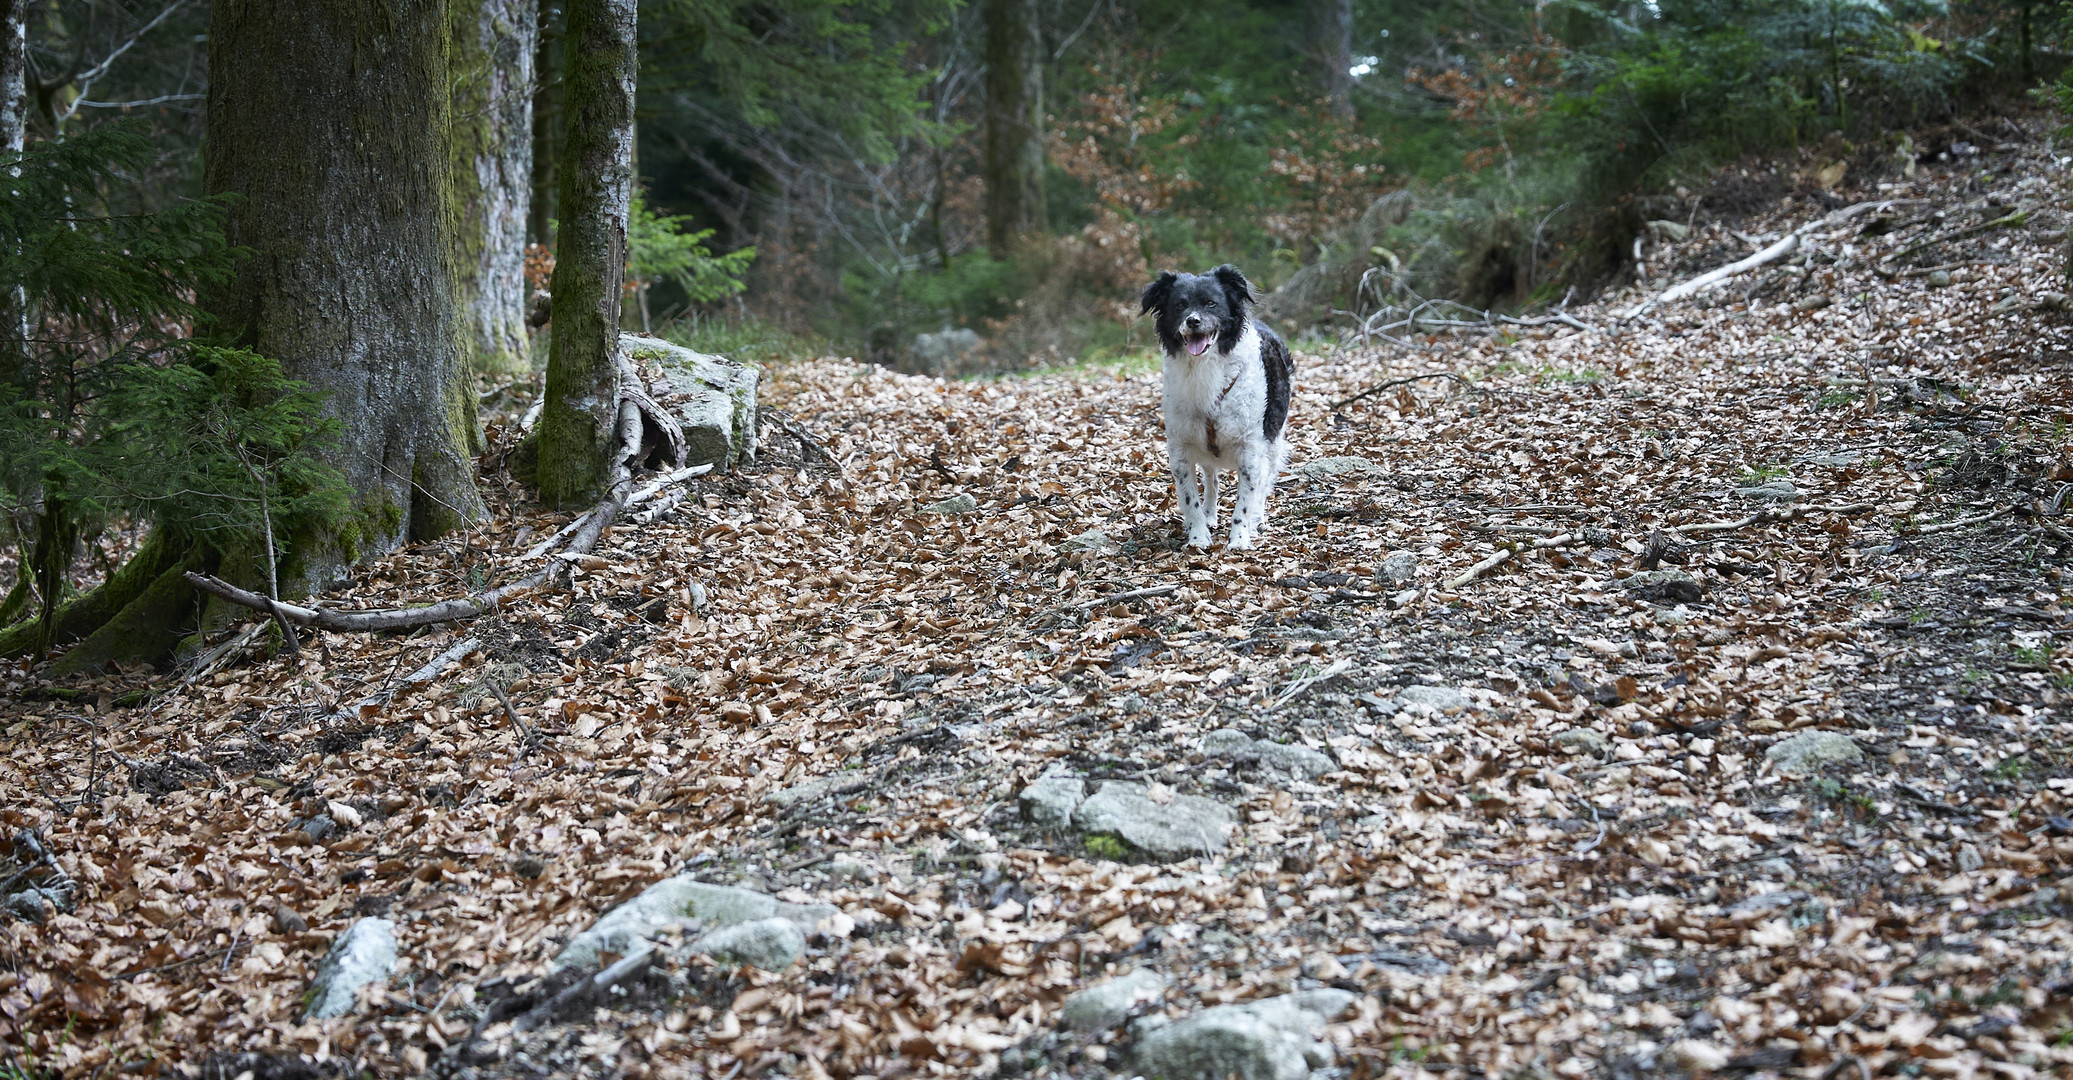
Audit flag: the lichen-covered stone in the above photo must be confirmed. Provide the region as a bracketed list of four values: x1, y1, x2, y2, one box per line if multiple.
[1765, 731, 1863, 774]
[633, 335, 759, 469]
[1132, 990, 1357, 1080]
[1059, 968, 1167, 1032]
[1019, 775, 1087, 829]
[1070, 782, 1233, 861]
[305, 918, 398, 1020]
[688, 917, 807, 971]
[553, 878, 835, 971]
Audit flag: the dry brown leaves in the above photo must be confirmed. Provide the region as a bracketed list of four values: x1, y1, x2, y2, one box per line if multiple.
[4, 135, 2073, 1080]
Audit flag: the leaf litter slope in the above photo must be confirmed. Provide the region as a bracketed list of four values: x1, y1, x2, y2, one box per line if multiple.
[5, 140, 2073, 1078]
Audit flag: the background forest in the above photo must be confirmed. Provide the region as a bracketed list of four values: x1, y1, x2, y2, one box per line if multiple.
[10, 0, 2065, 362]
[0, 0, 2064, 669]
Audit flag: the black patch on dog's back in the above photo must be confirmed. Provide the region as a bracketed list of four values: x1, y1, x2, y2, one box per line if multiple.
[1259, 322, 1293, 440]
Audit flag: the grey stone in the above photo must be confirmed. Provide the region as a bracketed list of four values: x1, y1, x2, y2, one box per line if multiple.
[632, 335, 759, 469]
[552, 878, 837, 972]
[1071, 782, 1235, 861]
[1764, 731, 1862, 774]
[921, 493, 978, 515]
[1735, 480, 1799, 502]
[1553, 729, 1608, 755]
[1200, 729, 1335, 779]
[1927, 270, 1953, 288]
[1803, 450, 1863, 467]
[1133, 990, 1358, 1080]
[1394, 685, 1468, 712]
[1251, 741, 1337, 779]
[1621, 569, 1704, 605]
[1378, 551, 1419, 585]
[298, 814, 339, 843]
[1957, 843, 1984, 873]
[1019, 775, 1087, 829]
[909, 327, 984, 375]
[1059, 528, 1117, 554]
[305, 918, 398, 1020]
[1059, 968, 1168, 1033]
[688, 917, 807, 971]
[2, 886, 69, 923]
[1292, 456, 1381, 481]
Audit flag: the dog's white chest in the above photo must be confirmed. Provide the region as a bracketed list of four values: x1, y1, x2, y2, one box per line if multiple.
[1163, 326, 1264, 458]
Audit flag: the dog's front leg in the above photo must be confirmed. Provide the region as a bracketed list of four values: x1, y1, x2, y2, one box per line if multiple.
[1170, 447, 1213, 549]
[1228, 445, 1277, 549]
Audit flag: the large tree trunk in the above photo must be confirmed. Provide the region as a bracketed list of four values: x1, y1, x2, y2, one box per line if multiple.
[982, 0, 1044, 256]
[534, 0, 635, 508]
[452, 0, 537, 376]
[1307, 0, 1354, 120]
[0, 0, 24, 154]
[204, 0, 484, 591]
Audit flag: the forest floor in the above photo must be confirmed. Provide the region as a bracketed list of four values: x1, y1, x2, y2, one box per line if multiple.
[6, 129, 2073, 1080]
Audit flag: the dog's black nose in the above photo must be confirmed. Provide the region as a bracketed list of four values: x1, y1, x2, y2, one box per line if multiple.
[1183, 313, 1202, 329]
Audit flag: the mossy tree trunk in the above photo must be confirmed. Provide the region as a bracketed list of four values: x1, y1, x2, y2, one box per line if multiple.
[451, 0, 538, 377]
[534, 0, 635, 509]
[204, 0, 485, 591]
[529, 2, 560, 247]
[1306, 0, 1353, 120]
[982, 0, 1044, 257]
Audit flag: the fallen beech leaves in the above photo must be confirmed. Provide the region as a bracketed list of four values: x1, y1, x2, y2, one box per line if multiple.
[3, 133, 2073, 1080]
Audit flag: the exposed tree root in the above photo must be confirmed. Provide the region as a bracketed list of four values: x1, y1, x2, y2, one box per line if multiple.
[0, 530, 188, 659]
[187, 463, 704, 633]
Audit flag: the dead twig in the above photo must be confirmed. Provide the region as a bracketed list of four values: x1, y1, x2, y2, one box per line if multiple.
[1881, 211, 2027, 268]
[1447, 530, 1587, 589]
[1331, 371, 1479, 411]
[1622, 200, 1916, 319]
[1910, 504, 2017, 535]
[1074, 584, 1180, 610]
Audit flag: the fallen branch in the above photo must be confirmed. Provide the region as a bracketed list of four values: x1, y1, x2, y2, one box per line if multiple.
[1447, 502, 1879, 589]
[1446, 530, 1587, 589]
[188, 380, 709, 633]
[1075, 584, 1180, 609]
[1910, 505, 2016, 535]
[1622, 201, 1915, 319]
[1268, 657, 1353, 711]
[765, 409, 847, 475]
[1331, 371, 1478, 411]
[1669, 502, 1876, 536]
[1882, 211, 2026, 268]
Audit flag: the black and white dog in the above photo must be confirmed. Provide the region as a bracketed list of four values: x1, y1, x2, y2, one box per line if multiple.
[1139, 265, 1294, 550]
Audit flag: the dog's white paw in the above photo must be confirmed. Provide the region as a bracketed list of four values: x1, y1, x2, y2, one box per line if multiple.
[1187, 531, 1214, 550]
[1227, 530, 1256, 550]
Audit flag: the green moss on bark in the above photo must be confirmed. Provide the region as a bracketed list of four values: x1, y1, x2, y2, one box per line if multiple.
[535, 0, 637, 508]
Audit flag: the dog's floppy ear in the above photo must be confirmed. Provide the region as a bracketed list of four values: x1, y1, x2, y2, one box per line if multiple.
[1139, 271, 1178, 316]
[1212, 264, 1258, 306]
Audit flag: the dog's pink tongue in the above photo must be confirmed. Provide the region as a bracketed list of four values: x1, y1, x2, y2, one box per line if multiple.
[1186, 336, 1211, 356]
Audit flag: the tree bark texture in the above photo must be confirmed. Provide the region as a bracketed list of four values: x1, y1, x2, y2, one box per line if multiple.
[0, 0, 24, 154]
[1307, 0, 1353, 120]
[983, 0, 1044, 256]
[451, 0, 537, 376]
[528, 1, 559, 246]
[203, 0, 485, 589]
[535, 0, 635, 508]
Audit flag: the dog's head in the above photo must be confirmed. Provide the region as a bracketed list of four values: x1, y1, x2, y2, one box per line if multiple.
[1140, 265, 1258, 358]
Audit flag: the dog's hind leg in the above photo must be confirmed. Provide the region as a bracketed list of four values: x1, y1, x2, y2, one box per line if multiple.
[1171, 449, 1213, 549]
[1228, 443, 1279, 549]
